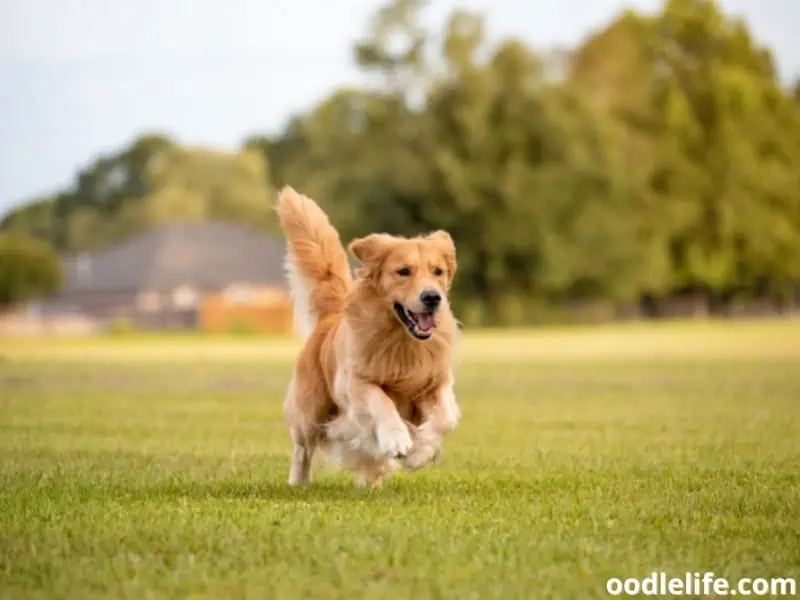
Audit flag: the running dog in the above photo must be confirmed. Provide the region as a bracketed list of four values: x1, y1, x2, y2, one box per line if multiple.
[275, 186, 461, 487]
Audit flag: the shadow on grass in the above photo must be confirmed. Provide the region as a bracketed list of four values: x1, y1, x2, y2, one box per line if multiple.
[138, 478, 389, 503]
[15, 472, 540, 508]
[5, 448, 538, 505]
[111, 476, 542, 508]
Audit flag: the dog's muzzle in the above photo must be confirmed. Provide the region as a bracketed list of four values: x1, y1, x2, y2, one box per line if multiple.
[393, 289, 442, 340]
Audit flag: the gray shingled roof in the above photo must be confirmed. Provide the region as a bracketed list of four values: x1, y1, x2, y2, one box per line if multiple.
[61, 222, 287, 293]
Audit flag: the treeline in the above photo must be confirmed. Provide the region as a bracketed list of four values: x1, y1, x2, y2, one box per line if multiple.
[0, 137, 278, 251]
[3, 0, 800, 325]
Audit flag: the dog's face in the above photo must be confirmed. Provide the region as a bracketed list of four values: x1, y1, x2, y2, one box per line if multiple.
[349, 231, 456, 341]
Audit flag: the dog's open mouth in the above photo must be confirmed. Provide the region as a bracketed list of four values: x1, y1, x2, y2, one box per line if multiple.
[393, 302, 438, 340]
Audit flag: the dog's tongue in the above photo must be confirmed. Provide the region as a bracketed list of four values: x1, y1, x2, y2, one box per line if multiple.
[415, 312, 436, 331]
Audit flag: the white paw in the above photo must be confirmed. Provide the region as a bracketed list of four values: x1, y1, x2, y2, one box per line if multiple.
[403, 426, 443, 471]
[375, 419, 413, 459]
[403, 442, 438, 471]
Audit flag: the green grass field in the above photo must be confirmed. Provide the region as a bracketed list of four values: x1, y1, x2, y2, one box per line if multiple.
[1, 320, 799, 599]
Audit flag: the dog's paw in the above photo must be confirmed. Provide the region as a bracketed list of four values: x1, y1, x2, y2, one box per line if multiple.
[375, 419, 413, 459]
[353, 458, 399, 488]
[403, 442, 438, 471]
[403, 426, 444, 471]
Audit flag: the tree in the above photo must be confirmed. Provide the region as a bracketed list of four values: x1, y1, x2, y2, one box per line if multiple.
[247, 0, 441, 244]
[354, 0, 430, 101]
[0, 196, 59, 243]
[4, 0, 799, 324]
[568, 0, 800, 314]
[1, 135, 277, 252]
[423, 15, 661, 323]
[645, 0, 800, 311]
[0, 234, 62, 310]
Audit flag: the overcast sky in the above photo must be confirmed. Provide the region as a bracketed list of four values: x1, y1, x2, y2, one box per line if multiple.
[1, 0, 797, 213]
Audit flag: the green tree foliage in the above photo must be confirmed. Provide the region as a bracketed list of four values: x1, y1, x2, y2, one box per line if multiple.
[0, 234, 62, 309]
[427, 27, 662, 322]
[4, 0, 800, 323]
[1, 134, 276, 252]
[0, 196, 60, 243]
[644, 0, 800, 312]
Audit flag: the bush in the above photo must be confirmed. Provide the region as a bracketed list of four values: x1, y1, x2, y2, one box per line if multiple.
[0, 234, 62, 309]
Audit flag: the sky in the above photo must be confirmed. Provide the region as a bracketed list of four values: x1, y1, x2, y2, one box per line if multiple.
[1, 0, 797, 214]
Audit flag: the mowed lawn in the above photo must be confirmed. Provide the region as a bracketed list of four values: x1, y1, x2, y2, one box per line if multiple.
[1, 320, 799, 599]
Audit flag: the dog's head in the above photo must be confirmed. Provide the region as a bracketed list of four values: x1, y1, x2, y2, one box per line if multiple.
[349, 231, 456, 341]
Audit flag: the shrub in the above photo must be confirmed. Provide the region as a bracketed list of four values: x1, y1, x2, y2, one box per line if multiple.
[0, 234, 62, 309]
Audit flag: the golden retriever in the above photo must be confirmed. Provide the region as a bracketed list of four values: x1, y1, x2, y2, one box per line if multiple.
[275, 186, 461, 487]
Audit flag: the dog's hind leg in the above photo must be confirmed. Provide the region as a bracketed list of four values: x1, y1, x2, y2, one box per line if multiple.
[283, 377, 328, 487]
[288, 434, 316, 487]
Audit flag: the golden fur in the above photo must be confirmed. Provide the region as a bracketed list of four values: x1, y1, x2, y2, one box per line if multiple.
[275, 186, 461, 487]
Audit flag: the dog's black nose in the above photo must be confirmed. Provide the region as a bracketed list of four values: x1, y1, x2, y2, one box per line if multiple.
[420, 290, 442, 310]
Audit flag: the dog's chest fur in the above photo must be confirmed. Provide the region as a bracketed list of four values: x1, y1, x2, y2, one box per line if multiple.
[356, 327, 452, 403]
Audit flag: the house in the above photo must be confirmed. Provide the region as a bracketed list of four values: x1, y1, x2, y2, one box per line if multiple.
[35, 222, 292, 334]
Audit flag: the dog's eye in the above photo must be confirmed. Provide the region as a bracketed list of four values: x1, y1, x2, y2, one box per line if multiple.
[433, 267, 444, 277]
[396, 267, 412, 277]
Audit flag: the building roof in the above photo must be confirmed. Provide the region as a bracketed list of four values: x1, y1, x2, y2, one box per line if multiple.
[61, 222, 287, 294]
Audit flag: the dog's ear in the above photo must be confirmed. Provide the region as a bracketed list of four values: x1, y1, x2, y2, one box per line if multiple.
[426, 230, 457, 280]
[348, 233, 394, 266]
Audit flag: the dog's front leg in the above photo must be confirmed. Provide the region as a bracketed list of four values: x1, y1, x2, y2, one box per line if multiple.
[404, 382, 461, 471]
[327, 377, 414, 461]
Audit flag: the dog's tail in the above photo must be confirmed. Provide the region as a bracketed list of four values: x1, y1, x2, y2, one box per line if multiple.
[275, 186, 352, 340]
